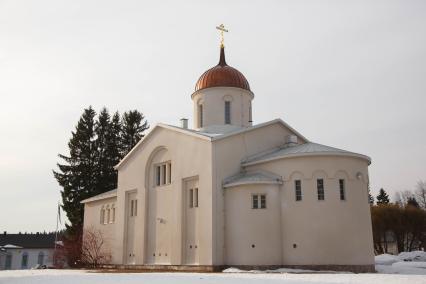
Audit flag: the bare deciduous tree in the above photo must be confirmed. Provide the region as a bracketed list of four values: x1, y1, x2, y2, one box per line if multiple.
[81, 227, 111, 268]
[415, 180, 426, 209]
[394, 190, 414, 207]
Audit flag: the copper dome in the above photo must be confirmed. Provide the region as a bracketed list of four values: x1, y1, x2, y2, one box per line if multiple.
[195, 47, 250, 92]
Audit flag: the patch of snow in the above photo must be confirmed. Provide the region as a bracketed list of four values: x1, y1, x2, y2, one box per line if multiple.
[223, 267, 350, 274]
[375, 251, 426, 275]
[1, 244, 23, 249]
[397, 251, 426, 262]
[375, 254, 399, 265]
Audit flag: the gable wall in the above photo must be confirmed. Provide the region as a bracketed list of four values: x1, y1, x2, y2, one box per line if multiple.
[115, 127, 214, 265]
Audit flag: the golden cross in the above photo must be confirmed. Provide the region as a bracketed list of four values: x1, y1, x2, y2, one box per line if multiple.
[216, 24, 228, 47]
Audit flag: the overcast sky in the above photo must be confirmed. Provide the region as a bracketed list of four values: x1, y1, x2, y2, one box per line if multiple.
[1, 0, 425, 233]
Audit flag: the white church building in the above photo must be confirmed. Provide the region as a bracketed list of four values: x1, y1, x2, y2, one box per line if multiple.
[82, 39, 375, 272]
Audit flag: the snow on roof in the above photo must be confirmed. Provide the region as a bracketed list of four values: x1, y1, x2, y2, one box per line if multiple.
[81, 189, 117, 204]
[223, 170, 283, 188]
[242, 142, 371, 166]
[1, 244, 23, 249]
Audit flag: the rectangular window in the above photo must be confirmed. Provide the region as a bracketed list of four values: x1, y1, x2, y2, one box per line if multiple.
[162, 164, 167, 185]
[130, 200, 137, 217]
[156, 166, 161, 186]
[260, 194, 266, 209]
[252, 195, 259, 209]
[252, 194, 266, 209]
[317, 179, 325, 200]
[194, 188, 199, 207]
[167, 163, 171, 184]
[21, 253, 28, 268]
[189, 189, 194, 208]
[155, 162, 172, 187]
[198, 104, 203, 128]
[112, 207, 116, 223]
[225, 101, 231, 124]
[107, 209, 111, 223]
[5, 254, 12, 269]
[100, 209, 105, 224]
[339, 179, 346, 201]
[295, 180, 302, 201]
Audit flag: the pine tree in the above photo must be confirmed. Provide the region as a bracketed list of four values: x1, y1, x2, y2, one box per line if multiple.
[104, 111, 122, 189]
[94, 108, 112, 195]
[54, 107, 147, 240]
[369, 190, 375, 205]
[121, 110, 149, 155]
[376, 188, 390, 205]
[53, 107, 97, 236]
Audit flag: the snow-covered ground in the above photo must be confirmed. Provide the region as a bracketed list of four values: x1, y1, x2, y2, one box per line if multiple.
[375, 250, 426, 275]
[1, 251, 425, 284]
[0, 269, 425, 284]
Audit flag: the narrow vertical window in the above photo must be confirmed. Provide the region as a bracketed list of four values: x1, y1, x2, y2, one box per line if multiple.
[317, 179, 325, 200]
[21, 252, 28, 269]
[189, 189, 194, 208]
[134, 200, 138, 216]
[225, 101, 231, 124]
[295, 180, 302, 201]
[100, 208, 105, 224]
[156, 166, 161, 186]
[5, 253, 12, 269]
[162, 164, 167, 185]
[194, 188, 199, 207]
[112, 207, 116, 222]
[130, 200, 134, 217]
[37, 252, 44, 265]
[167, 162, 171, 184]
[252, 195, 259, 209]
[339, 179, 346, 201]
[198, 104, 203, 128]
[260, 195, 266, 209]
[107, 208, 111, 223]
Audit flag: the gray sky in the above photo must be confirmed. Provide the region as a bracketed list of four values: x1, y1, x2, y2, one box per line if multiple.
[1, 0, 425, 233]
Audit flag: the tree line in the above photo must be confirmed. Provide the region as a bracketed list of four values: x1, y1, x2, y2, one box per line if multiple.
[370, 183, 426, 254]
[53, 106, 149, 266]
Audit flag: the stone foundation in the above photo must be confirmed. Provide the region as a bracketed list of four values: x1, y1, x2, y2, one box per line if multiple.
[228, 264, 376, 273]
[99, 264, 375, 273]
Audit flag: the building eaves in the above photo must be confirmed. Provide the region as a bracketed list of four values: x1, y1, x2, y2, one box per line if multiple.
[81, 189, 117, 204]
[114, 124, 212, 170]
[242, 142, 371, 167]
[223, 170, 283, 188]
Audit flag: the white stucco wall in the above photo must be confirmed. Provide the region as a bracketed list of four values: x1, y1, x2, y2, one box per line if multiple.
[83, 196, 118, 263]
[212, 121, 306, 265]
[225, 184, 282, 265]
[0, 248, 54, 270]
[192, 87, 254, 129]
[115, 126, 214, 265]
[244, 155, 374, 266]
